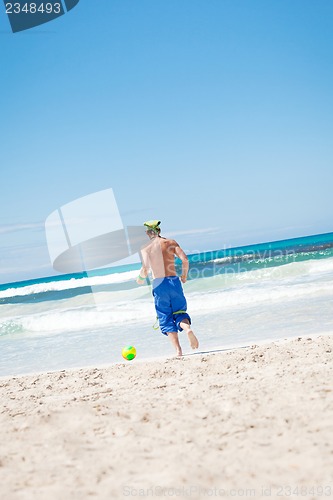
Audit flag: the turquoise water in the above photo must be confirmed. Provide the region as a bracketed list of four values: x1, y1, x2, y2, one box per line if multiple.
[0, 232, 333, 376]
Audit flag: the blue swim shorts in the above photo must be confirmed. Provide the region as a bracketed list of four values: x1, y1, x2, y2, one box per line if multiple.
[152, 276, 191, 335]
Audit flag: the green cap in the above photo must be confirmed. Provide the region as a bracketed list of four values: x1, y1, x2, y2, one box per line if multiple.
[143, 220, 161, 233]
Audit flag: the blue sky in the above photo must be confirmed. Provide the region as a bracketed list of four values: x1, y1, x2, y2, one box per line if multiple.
[0, 0, 333, 284]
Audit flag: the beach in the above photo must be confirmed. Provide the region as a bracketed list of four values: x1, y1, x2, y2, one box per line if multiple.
[0, 334, 332, 499]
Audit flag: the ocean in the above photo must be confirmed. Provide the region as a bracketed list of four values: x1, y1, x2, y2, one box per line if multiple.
[1, 232, 333, 377]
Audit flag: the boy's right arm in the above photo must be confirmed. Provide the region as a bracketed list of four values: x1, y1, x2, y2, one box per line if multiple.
[174, 242, 189, 283]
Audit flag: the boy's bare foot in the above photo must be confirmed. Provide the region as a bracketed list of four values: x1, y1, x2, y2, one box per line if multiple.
[167, 332, 183, 357]
[187, 329, 199, 349]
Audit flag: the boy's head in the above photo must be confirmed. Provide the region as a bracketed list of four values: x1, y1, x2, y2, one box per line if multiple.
[144, 220, 161, 237]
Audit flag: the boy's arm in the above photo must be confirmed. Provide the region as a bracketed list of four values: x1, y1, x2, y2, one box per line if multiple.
[174, 242, 189, 283]
[136, 248, 149, 284]
[136, 265, 148, 284]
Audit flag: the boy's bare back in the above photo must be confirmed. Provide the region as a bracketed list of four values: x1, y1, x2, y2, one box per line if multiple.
[141, 237, 188, 280]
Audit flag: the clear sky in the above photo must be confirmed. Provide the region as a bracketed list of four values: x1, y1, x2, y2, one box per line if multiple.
[1, 0, 333, 284]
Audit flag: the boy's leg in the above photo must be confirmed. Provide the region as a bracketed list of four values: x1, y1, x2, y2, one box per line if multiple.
[179, 319, 199, 349]
[167, 332, 183, 357]
[171, 278, 199, 350]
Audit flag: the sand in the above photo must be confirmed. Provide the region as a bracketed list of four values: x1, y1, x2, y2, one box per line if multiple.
[0, 335, 332, 499]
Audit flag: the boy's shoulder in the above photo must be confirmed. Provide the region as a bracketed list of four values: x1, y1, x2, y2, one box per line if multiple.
[160, 237, 178, 246]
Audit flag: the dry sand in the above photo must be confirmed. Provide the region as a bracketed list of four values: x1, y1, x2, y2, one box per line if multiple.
[0, 335, 332, 499]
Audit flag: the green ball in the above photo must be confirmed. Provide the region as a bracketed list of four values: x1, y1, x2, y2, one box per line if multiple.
[122, 346, 136, 361]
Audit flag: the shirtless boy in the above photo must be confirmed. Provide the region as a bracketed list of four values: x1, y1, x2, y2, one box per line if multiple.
[136, 220, 199, 356]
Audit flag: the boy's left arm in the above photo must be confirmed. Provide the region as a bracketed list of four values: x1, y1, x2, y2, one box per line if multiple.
[137, 248, 149, 284]
[136, 265, 148, 284]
